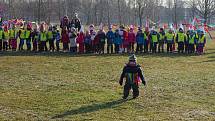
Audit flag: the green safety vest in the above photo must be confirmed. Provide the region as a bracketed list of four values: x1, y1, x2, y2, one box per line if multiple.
[166, 33, 174, 42]
[189, 35, 195, 44]
[178, 33, 185, 42]
[198, 36, 205, 44]
[125, 72, 139, 85]
[32, 33, 39, 41]
[144, 33, 147, 40]
[159, 33, 165, 40]
[4, 31, 9, 40]
[9, 29, 16, 39]
[47, 31, 53, 39]
[196, 34, 199, 39]
[0, 30, 3, 39]
[152, 34, 158, 43]
[26, 30, 31, 39]
[40, 32, 47, 42]
[35, 34, 39, 39]
[20, 29, 25, 39]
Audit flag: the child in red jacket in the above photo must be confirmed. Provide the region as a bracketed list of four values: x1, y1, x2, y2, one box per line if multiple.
[61, 27, 69, 52]
[93, 32, 100, 54]
[127, 26, 136, 53]
[77, 27, 85, 53]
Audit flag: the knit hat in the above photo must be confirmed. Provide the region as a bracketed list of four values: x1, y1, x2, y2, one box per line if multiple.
[179, 24, 184, 30]
[71, 27, 76, 32]
[48, 25, 53, 31]
[179, 28, 183, 32]
[74, 13, 78, 18]
[130, 25, 134, 30]
[120, 25, 125, 29]
[129, 54, 137, 61]
[160, 28, 164, 31]
[89, 24, 94, 31]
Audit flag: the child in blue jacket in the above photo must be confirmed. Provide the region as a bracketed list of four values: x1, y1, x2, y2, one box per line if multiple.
[136, 28, 146, 53]
[55, 30, 61, 51]
[84, 31, 92, 53]
[114, 29, 122, 54]
[106, 26, 115, 54]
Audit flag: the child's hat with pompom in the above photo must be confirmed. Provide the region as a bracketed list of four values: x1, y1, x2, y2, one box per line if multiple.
[129, 54, 137, 61]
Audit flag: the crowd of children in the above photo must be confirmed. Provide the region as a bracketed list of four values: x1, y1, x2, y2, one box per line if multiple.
[0, 22, 207, 55]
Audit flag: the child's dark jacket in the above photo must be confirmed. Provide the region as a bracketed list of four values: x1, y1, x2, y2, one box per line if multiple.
[119, 63, 146, 86]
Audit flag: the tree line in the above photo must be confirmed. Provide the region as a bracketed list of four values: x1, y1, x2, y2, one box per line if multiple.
[0, 0, 215, 25]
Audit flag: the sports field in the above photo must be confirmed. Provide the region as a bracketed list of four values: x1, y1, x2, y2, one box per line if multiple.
[0, 42, 215, 121]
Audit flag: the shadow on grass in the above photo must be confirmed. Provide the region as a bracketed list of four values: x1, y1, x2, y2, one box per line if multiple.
[201, 59, 215, 63]
[204, 51, 215, 55]
[207, 55, 215, 58]
[0, 51, 128, 58]
[51, 99, 130, 119]
[0, 51, 202, 58]
[206, 48, 215, 51]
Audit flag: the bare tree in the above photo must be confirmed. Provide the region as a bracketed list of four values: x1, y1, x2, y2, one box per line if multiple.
[38, 0, 42, 23]
[117, 0, 122, 25]
[173, 0, 178, 28]
[188, 0, 215, 23]
[107, 0, 111, 26]
[187, 0, 196, 19]
[136, 0, 149, 27]
[8, 0, 12, 18]
[166, 0, 173, 24]
[0, 0, 195, 25]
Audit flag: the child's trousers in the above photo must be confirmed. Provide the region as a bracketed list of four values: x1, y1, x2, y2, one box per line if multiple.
[0, 40, 2, 51]
[123, 83, 139, 99]
[3, 41, 8, 51]
[11, 39, 17, 51]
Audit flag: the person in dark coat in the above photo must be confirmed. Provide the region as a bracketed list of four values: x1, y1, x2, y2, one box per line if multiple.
[136, 27, 147, 53]
[70, 13, 81, 31]
[97, 28, 106, 54]
[158, 28, 165, 53]
[32, 26, 39, 51]
[144, 28, 150, 53]
[60, 16, 70, 30]
[84, 31, 92, 53]
[114, 29, 122, 54]
[119, 54, 146, 99]
[61, 27, 69, 52]
[106, 26, 115, 54]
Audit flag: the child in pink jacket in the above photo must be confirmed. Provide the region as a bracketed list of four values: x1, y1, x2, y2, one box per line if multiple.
[127, 27, 136, 53]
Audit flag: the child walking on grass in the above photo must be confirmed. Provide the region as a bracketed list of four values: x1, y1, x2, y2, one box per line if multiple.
[119, 54, 146, 99]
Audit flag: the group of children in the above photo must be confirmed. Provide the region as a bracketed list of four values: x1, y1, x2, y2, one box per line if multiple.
[0, 22, 207, 55]
[150, 27, 206, 55]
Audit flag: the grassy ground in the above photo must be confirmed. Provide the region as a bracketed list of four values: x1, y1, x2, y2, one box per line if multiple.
[0, 42, 215, 121]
